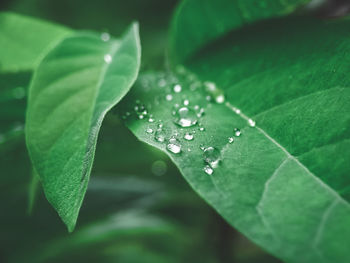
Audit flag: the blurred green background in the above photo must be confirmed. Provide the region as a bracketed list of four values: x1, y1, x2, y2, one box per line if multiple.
[0, 0, 284, 262]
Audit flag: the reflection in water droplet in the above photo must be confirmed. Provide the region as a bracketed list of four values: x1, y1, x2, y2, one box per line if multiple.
[104, 54, 112, 64]
[203, 165, 214, 175]
[173, 107, 198, 128]
[234, 128, 241, 137]
[203, 146, 221, 168]
[184, 132, 194, 141]
[155, 129, 166, 142]
[248, 119, 256, 127]
[166, 94, 173, 101]
[228, 137, 234, 143]
[167, 138, 181, 154]
[173, 84, 182, 93]
[151, 160, 167, 176]
[101, 32, 110, 42]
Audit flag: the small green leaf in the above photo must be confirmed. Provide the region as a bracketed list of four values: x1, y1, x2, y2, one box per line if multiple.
[26, 23, 141, 231]
[170, 0, 310, 63]
[0, 12, 73, 72]
[122, 15, 350, 263]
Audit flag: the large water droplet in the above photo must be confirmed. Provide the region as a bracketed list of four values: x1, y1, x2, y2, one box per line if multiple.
[173, 107, 198, 128]
[167, 138, 181, 154]
[184, 132, 194, 141]
[203, 165, 214, 175]
[203, 146, 221, 168]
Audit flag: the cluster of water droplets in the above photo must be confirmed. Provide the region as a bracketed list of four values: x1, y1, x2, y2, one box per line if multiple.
[121, 68, 258, 176]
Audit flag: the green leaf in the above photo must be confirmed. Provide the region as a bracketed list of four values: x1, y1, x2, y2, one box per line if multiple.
[26, 23, 141, 231]
[170, 0, 310, 63]
[0, 12, 73, 72]
[121, 15, 350, 263]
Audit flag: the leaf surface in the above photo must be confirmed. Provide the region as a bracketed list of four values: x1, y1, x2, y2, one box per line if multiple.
[26, 23, 141, 231]
[122, 14, 350, 263]
[0, 12, 73, 72]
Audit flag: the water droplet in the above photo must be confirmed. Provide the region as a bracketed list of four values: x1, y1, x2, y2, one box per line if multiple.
[234, 128, 241, 137]
[184, 132, 194, 141]
[167, 138, 181, 154]
[183, 99, 189, 106]
[215, 94, 225, 104]
[235, 108, 241, 114]
[104, 54, 112, 64]
[199, 127, 205, 131]
[194, 105, 200, 110]
[173, 84, 182, 93]
[101, 32, 110, 42]
[173, 107, 198, 128]
[155, 129, 166, 142]
[248, 119, 256, 127]
[228, 137, 234, 143]
[203, 165, 214, 175]
[148, 118, 154, 123]
[204, 81, 216, 91]
[146, 128, 153, 134]
[134, 102, 148, 119]
[203, 146, 221, 168]
[151, 160, 167, 176]
[196, 107, 205, 118]
[166, 94, 173, 101]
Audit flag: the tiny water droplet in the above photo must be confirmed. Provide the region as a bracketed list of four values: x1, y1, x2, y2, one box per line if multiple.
[166, 94, 173, 101]
[199, 127, 205, 131]
[203, 165, 214, 175]
[235, 108, 241, 114]
[148, 118, 154, 123]
[101, 32, 110, 42]
[228, 137, 234, 143]
[184, 132, 194, 141]
[173, 84, 182, 93]
[183, 99, 189, 106]
[173, 107, 198, 128]
[167, 138, 181, 154]
[203, 146, 221, 168]
[104, 54, 112, 64]
[215, 94, 225, 104]
[248, 119, 256, 127]
[204, 81, 216, 91]
[234, 128, 241, 137]
[146, 128, 153, 134]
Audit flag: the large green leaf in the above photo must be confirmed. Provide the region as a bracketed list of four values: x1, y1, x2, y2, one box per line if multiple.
[26, 23, 141, 231]
[169, 0, 310, 63]
[121, 15, 350, 263]
[0, 12, 73, 72]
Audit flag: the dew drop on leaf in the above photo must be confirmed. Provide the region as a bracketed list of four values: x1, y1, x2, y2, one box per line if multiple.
[234, 128, 241, 137]
[228, 137, 234, 143]
[173, 107, 198, 128]
[248, 119, 256, 127]
[166, 94, 173, 101]
[203, 146, 221, 168]
[104, 54, 112, 64]
[184, 132, 194, 141]
[203, 165, 214, 175]
[101, 32, 110, 42]
[167, 137, 181, 154]
[173, 84, 182, 93]
[146, 128, 153, 134]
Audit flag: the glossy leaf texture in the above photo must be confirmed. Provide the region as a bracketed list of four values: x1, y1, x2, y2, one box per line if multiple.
[121, 14, 350, 263]
[0, 12, 73, 72]
[169, 0, 310, 63]
[26, 23, 141, 231]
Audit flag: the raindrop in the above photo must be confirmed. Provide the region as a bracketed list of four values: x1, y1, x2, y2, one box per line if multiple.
[183, 99, 189, 106]
[248, 119, 256, 127]
[155, 129, 166, 142]
[101, 32, 110, 42]
[199, 127, 205, 131]
[234, 128, 241, 137]
[173, 84, 182, 93]
[203, 165, 214, 175]
[173, 107, 198, 128]
[166, 94, 173, 101]
[148, 118, 154, 123]
[146, 128, 153, 134]
[184, 132, 194, 141]
[203, 146, 221, 168]
[166, 137, 181, 154]
[215, 94, 225, 104]
[228, 137, 234, 143]
[104, 54, 112, 64]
